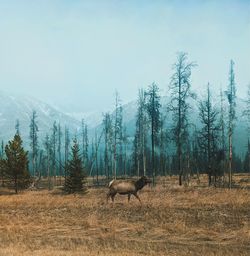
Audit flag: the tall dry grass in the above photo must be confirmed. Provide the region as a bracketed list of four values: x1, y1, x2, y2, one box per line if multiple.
[0, 175, 249, 255]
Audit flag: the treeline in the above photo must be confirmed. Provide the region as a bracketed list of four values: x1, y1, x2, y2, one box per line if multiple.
[101, 53, 250, 187]
[0, 52, 249, 192]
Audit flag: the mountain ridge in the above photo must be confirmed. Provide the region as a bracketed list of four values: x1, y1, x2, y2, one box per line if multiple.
[0, 91, 248, 157]
[0, 91, 81, 145]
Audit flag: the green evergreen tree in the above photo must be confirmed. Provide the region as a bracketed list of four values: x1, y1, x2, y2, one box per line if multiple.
[64, 139, 87, 194]
[3, 134, 31, 194]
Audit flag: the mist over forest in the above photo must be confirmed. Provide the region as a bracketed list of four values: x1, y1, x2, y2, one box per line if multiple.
[0, 53, 249, 187]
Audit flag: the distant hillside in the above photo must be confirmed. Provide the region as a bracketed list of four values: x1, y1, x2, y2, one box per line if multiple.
[0, 91, 81, 145]
[0, 91, 248, 157]
[80, 95, 248, 157]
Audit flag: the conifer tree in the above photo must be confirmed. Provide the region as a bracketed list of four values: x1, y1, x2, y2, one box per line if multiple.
[159, 113, 168, 176]
[64, 126, 70, 179]
[134, 88, 148, 176]
[169, 52, 196, 185]
[51, 121, 57, 185]
[113, 91, 122, 178]
[57, 123, 62, 184]
[243, 140, 250, 173]
[81, 120, 89, 169]
[245, 84, 250, 134]
[198, 84, 220, 185]
[81, 119, 86, 163]
[84, 125, 89, 168]
[29, 110, 39, 177]
[1, 141, 4, 158]
[64, 139, 87, 194]
[227, 60, 236, 188]
[122, 126, 129, 177]
[219, 88, 227, 182]
[95, 131, 99, 185]
[146, 82, 161, 185]
[44, 134, 52, 190]
[243, 84, 250, 175]
[118, 105, 123, 175]
[0, 141, 5, 187]
[3, 134, 31, 194]
[103, 113, 113, 179]
[15, 119, 20, 135]
[133, 125, 140, 177]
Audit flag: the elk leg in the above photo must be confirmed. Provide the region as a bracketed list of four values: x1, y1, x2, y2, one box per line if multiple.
[128, 194, 131, 202]
[133, 193, 141, 204]
[111, 194, 116, 202]
[106, 192, 111, 203]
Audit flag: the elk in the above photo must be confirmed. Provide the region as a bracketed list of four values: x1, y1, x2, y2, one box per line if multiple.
[107, 176, 151, 203]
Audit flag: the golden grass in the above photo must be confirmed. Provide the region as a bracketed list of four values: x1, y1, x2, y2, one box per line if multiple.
[0, 175, 249, 256]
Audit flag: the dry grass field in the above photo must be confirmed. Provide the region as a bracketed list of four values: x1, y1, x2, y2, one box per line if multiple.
[0, 175, 249, 256]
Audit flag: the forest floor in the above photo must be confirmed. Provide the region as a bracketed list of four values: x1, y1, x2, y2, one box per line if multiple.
[0, 174, 249, 256]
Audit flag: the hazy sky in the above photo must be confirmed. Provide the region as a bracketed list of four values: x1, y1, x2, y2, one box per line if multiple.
[0, 0, 249, 113]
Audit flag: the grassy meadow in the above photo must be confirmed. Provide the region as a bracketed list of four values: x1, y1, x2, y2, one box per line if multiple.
[0, 175, 249, 256]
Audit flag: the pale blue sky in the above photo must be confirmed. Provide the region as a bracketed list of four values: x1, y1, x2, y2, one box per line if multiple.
[0, 0, 249, 112]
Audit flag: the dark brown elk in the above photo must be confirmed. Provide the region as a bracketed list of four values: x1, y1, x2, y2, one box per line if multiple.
[107, 176, 151, 203]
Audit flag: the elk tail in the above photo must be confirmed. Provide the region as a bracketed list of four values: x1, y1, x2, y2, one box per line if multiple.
[108, 179, 115, 188]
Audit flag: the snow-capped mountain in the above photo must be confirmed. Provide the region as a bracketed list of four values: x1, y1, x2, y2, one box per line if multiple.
[80, 95, 248, 156]
[0, 91, 248, 156]
[0, 91, 81, 145]
[68, 111, 104, 129]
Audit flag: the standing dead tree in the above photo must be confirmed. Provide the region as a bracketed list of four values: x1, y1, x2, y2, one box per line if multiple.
[29, 110, 39, 177]
[169, 52, 196, 186]
[243, 84, 250, 174]
[226, 60, 236, 189]
[198, 83, 220, 186]
[146, 83, 161, 186]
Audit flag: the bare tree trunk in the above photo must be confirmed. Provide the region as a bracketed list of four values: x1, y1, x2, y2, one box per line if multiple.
[143, 155, 146, 176]
[95, 132, 99, 186]
[248, 151, 250, 176]
[14, 176, 18, 194]
[178, 75, 182, 186]
[143, 131, 146, 176]
[48, 154, 51, 190]
[137, 159, 140, 178]
[152, 121, 155, 186]
[229, 130, 233, 189]
[124, 143, 127, 177]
